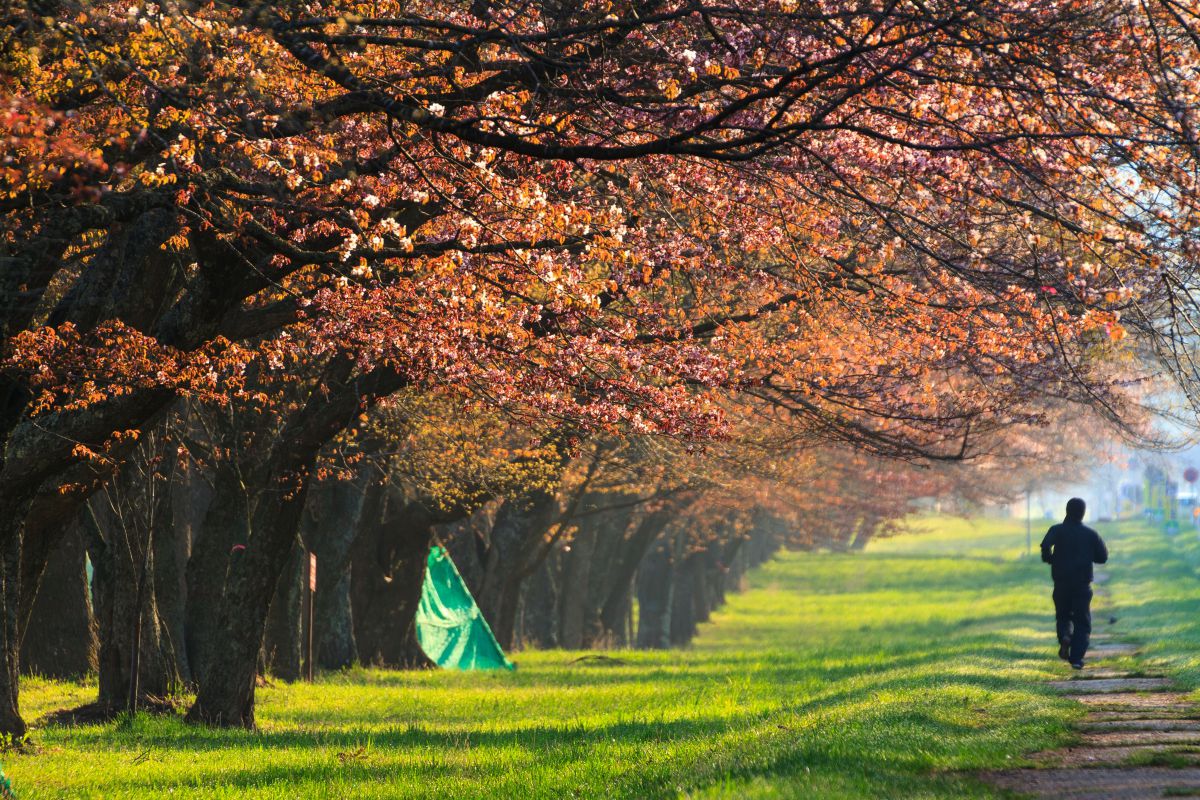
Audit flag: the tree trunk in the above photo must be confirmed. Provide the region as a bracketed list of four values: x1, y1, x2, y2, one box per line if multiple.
[557, 523, 596, 650]
[598, 585, 632, 647]
[669, 553, 699, 646]
[184, 462, 250, 686]
[598, 506, 673, 642]
[0, 500, 28, 739]
[576, 499, 637, 649]
[186, 456, 315, 727]
[153, 476, 191, 684]
[635, 534, 674, 650]
[318, 564, 357, 670]
[711, 536, 744, 609]
[21, 524, 96, 678]
[695, 547, 715, 624]
[350, 490, 436, 668]
[18, 476, 93, 637]
[188, 358, 408, 727]
[519, 557, 559, 649]
[850, 515, 879, 550]
[304, 479, 367, 671]
[262, 542, 303, 681]
[477, 489, 560, 650]
[87, 500, 181, 709]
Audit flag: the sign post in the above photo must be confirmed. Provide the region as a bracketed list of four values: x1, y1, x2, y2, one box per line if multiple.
[1186, 467, 1199, 528]
[306, 551, 317, 682]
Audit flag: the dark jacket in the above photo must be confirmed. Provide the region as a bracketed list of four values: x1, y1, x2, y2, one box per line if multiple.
[1041, 521, 1108, 585]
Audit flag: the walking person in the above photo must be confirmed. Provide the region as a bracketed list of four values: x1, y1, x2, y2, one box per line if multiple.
[1040, 498, 1108, 669]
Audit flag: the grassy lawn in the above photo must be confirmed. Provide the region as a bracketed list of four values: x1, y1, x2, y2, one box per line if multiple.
[1100, 518, 1200, 688]
[7, 516, 1081, 799]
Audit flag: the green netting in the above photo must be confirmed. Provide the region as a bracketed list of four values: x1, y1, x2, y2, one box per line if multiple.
[415, 546, 515, 671]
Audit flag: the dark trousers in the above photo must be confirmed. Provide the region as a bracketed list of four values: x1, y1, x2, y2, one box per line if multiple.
[1053, 581, 1092, 663]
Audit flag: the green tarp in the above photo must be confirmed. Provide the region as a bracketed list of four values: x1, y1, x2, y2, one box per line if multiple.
[415, 546, 515, 671]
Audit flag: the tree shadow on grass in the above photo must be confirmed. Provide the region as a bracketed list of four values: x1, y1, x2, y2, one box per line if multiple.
[333, 611, 1053, 692]
[46, 659, 1054, 750]
[58, 687, 1014, 800]
[39, 696, 183, 727]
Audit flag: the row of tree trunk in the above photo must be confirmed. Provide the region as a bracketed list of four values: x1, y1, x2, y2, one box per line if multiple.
[23, 473, 794, 713]
[18, 458, 447, 717]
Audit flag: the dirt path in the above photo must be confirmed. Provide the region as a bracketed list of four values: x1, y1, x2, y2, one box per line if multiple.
[983, 572, 1200, 799]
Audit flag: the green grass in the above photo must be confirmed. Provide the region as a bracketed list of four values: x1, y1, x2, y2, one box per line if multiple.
[1099, 518, 1200, 689]
[870, 514, 1040, 560]
[6, 516, 1082, 799]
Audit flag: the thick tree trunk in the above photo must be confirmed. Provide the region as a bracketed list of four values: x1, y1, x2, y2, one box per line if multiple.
[0, 501, 28, 739]
[184, 462, 250, 686]
[726, 544, 748, 593]
[477, 490, 560, 650]
[575, 499, 637, 649]
[745, 514, 783, 568]
[695, 546, 716, 623]
[712, 537, 744, 609]
[186, 456, 315, 727]
[21, 525, 96, 678]
[850, 515, 879, 551]
[350, 491, 436, 668]
[18, 478, 92, 636]
[669, 553, 699, 646]
[153, 477, 191, 684]
[604, 584, 633, 648]
[519, 558, 559, 649]
[635, 535, 674, 650]
[557, 523, 596, 650]
[598, 506, 673, 642]
[304, 479, 367, 671]
[186, 357, 405, 727]
[317, 563, 357, 670]
[262, 543, 303, 681]
[87, 500, 181, 708]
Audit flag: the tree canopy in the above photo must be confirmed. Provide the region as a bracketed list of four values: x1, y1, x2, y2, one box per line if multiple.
[1, 0, 1198, 736]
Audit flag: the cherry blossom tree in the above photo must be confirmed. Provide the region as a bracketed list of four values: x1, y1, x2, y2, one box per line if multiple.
[0, 0, 1195, 733]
